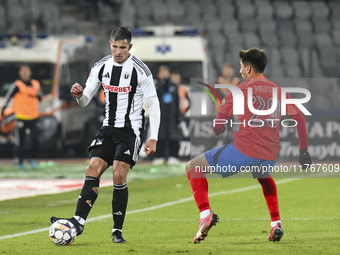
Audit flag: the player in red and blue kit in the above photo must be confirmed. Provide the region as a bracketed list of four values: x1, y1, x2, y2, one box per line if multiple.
[186, 48, 312, 243]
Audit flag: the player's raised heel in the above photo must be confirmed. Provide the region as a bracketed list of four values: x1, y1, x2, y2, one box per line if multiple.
[268, 222, 284, 242]
[193, 212, 219, 243]
[50, 216, 84, 236]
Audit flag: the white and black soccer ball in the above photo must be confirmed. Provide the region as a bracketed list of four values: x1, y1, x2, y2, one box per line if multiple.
[49, 219, 76, 246]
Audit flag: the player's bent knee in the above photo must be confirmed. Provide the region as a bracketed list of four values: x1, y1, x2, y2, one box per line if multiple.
[85, 157, 108, 178]
[85, 165, 102, 178]
[112, 161, 129, 184]
[113, 170, 126, 184]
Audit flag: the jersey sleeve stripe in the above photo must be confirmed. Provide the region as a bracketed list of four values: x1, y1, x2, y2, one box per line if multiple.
[94, 54, 111, 67]
[98, 64, 105, 82]
[132, 56, 151, 77]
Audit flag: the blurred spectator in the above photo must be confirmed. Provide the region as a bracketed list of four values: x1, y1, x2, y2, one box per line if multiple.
[1, 65, 42, 169]
[153, 66, 181, 165]
[171, 71, 190, 115]
[215, 64, 239, 112]
[216, 64, 239, 144]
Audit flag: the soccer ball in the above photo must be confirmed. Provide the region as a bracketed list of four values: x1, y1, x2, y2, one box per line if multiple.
[49, 219, 76, 246]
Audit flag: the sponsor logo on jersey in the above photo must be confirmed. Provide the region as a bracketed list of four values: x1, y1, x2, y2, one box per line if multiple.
[103, 72, 110, 78]
[102, 83, 132, 93]
[124, 150, 130, 155]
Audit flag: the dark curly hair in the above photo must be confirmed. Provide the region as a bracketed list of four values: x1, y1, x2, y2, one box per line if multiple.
[239, 48, 267, 73]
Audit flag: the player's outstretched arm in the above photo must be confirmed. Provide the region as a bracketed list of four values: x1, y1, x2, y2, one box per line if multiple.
[291, 111, 312, 169]
[144, 95, 160, 156]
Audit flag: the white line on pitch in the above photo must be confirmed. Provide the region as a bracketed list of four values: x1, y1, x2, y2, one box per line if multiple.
[121, 217, 340, 222]
[0, 178, 300, 241]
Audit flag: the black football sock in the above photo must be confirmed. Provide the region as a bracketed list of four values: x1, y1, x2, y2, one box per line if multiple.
[112, 182, 128, 230]
[75, 177, 100, 222]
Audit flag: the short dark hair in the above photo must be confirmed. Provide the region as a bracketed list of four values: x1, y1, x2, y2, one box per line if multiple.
[20, 63, 30, 69]
[171, 70, 180, 75]
[110, 27, 132, 44]
[239, 48, 267, 73]
[159, 65, 170, 72]
[19, 64, 31, 72]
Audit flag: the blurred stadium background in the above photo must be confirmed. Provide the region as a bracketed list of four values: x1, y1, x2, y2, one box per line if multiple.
[0, 0, 339, 161]
[1, 0, 340, 78]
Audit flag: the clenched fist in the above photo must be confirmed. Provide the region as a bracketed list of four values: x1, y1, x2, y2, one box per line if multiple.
[71, 83, 83, 98]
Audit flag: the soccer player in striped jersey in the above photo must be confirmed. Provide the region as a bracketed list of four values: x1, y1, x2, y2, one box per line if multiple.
[51, 27, 160, 243]
[186, 48, 312, 243]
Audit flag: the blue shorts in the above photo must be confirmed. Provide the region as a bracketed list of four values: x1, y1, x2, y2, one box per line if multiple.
[204, 143, 276, 178]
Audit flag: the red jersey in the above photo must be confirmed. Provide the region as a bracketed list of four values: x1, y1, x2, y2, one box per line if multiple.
[217, 76, 302, 161]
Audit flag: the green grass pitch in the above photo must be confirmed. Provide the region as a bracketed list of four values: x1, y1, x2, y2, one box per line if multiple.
[0, 162, 339, 254]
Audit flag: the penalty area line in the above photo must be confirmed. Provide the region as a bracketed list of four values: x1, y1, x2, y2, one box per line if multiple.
[0, 177, 300, 241]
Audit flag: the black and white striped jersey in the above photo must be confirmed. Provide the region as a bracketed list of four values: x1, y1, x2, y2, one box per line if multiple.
[85, 54, 156, 135]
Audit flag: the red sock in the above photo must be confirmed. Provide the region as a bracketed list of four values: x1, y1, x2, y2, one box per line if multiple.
[257, 175, 280, 221]
[187, 169, 210, 212]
